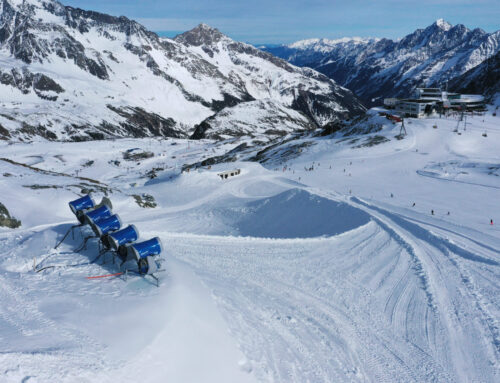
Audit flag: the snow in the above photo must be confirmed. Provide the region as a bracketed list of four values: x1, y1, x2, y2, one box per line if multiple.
[0, 105, 499, 382]
[435, 18, 453, 31]
[273, 21, 500, 105]
[196, 99, 313, 141]
[289, 37, 377, 52]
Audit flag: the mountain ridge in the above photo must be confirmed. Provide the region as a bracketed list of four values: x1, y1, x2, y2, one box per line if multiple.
[264, 19, 500, 104]
[0, 0, 364, 142]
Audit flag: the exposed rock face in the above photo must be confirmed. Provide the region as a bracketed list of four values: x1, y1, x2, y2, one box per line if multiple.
[0, 68, 64, 100]
[107, 106, 183, 139]
[0, 202, 21, 228]
[0, 1, 364, 142]
[265, 20, 500, 105]
[448, 50, 500, 99]
[175, 24, 366, 127]
[191, 99, 316, 142]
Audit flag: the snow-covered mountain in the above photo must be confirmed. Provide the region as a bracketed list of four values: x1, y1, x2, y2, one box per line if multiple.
[264, 20, 500, 105]
[174, 24, 365, 131]
[448, 50, 500, 100]
[0, 0, 364, 141]
[191, 99, 315, 142]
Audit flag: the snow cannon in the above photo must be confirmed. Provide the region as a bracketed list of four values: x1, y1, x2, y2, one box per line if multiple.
[127, 237, 163, 262]
[137, 256, 160, 276]
[122, 238, 164, 286]
[103, 225, 139, 251]
[83, 204, 113, 226]
[55, 195, 97, 249]
[69, 195, 95, 216]
[91, 214, 122, 237]
[76, 197, 112, 224]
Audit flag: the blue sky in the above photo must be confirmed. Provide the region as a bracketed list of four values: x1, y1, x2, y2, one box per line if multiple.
[63, 0, 500, 44]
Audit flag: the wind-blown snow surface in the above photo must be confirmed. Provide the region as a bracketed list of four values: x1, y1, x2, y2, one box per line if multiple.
[0, 107, 499, 382]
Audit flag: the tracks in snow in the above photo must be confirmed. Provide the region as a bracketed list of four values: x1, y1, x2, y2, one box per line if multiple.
[350, 197, 500, 381]
[152, 181, 499, 382]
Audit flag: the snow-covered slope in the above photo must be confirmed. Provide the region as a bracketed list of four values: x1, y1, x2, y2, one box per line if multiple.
[264, 20, 500, 105]
[1, 104, 499, 382]
[0, 0, 364, 141]
[191, 99, 315, 142]
[174, 24, 365, 128]
[448, 50, 500, 100]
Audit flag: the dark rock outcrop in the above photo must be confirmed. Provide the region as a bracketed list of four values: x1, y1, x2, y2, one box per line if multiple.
[0, 202, 21, 228]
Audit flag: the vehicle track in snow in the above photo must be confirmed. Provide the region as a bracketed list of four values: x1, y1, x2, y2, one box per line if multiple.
[159, 222, 455, 382]
[350, 197, 500, 381]
[0, 229, 110, 381]
[132, 171, 498, 382]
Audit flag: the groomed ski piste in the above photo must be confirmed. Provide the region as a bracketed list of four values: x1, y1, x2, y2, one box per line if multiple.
[0, 104, 499, 382]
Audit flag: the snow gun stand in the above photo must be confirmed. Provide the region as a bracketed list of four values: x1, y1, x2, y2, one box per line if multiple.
[52, 195, 165, 286]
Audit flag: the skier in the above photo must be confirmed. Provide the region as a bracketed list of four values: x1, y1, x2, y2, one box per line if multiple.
[391, 193, 394, 198]
[491, 219, 494, 225]
[431, 210, 434, 215]
[412, 202, 416, 207]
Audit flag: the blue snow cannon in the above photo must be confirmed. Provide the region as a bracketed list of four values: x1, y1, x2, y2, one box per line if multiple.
[91, 214, 122, 237]
[69, 195, 95, 215]
[73, 196, 113, 224]
[83, 204, 112, 225]
[128, 237, 162, 261]
[137, 255, 160, 276]
[131, 238, 162, 277]
[106, 225, 139, 251]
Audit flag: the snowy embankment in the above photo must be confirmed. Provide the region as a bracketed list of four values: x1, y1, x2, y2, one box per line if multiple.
[0, 106, 499, 382]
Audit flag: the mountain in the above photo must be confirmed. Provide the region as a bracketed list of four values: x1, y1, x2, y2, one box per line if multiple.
[191, 99, 315, 142]
[174, 24, 365, 130]
[264, 20, 500, 105]
[0, 0, 364, 142]
[448, 50, 500, 100]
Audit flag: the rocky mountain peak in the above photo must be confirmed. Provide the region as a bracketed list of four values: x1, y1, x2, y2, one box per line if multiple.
[0, 1, 365, 142]
[174, 23, 226, 47]
[433, 18, 452, 31]
[2, 0, 63, 16]
[266, 20, 500, 106]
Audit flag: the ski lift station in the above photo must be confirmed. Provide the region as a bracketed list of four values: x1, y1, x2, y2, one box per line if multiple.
[384, 88, 485, 118]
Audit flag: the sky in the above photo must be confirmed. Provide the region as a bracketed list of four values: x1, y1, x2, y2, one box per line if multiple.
[63, 0, 500, 44]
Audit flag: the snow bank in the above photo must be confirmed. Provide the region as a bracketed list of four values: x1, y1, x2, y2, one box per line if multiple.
[235, 189, 370, 238]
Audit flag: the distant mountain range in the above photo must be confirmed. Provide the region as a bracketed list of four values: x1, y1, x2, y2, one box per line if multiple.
[264, 19, 500, 105]
[0, 0, 364, 142]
